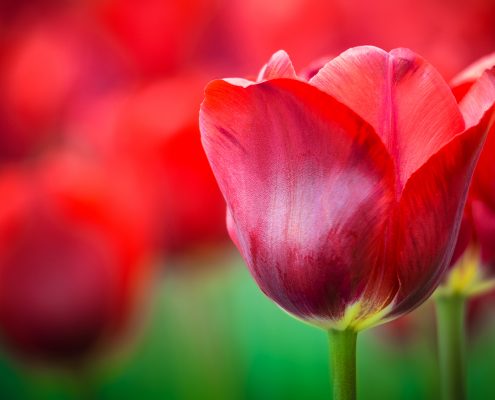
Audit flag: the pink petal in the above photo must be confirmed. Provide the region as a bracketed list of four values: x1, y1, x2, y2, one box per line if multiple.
[299, 55, 334, 81]
[451, 52, 495, 101]
[310, 46, 464, 190]
[257, 50, 297, 81]
[459, 68, 495, 129]
[223, 78, 257, 88]
[201, 78, 396, 321]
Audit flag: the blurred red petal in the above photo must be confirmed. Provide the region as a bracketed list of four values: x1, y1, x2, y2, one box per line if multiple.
[0, 153, 154, 364]
[459, 68, 495, 128]
[472, 200, 495, 266]
[451, 52, 495, 101]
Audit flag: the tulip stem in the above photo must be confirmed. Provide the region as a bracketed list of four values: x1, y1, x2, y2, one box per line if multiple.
[328, 329, 357, 400]
[435, 294, 467, 400]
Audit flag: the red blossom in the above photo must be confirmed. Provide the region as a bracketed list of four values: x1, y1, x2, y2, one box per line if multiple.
[450, 56, 495, 269]
[64, 72, 228, 256]
[200, 48, 494, 329]
[0, 152, 153, 365]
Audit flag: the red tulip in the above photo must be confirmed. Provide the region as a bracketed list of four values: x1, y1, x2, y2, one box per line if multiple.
[0, 9, 128, 161]
[64, 73, 228, 256]
[93, 0, 215, 76]
[442, 54, 495, 296]
[451, 53, 495, 102]
[216, 0, 495, 80]
[200, 48, 494, 330]
[0, 152, 153, 365]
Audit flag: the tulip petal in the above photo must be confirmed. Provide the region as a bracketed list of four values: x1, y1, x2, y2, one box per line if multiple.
[223, 78, 257, 88]
[257, 50, 297, 81]
[459, 68, 495, 129]
[472, 200, 495, 265]
[471, 106, 495, 211]
[451, 52, 495, 101]
[388, 113, 490, 318]
[299, 55, 334, 81]
[310, 46, 464, 190]
[201, 78, 396, 323]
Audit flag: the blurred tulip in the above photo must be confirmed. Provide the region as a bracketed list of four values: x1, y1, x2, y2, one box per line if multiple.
[373, 302, 436, 347]
[64, 72, 228, 257]
[0, 9, 128, 161]
[441, 55, 495, 297]
[93, 0, 216, 76]
[200, 48, 491, 331]
[0, 151, 153, 366]
[215, 0, 341, 73]
[216, 0, 495, 79]
[0, 0, 65, 27]
[334, 0, 495, 80]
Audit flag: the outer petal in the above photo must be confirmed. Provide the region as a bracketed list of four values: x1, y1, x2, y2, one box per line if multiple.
[472, 131, 495, 214]
[459, 68, 495, 129]
[310, 46, 464, 190]
[460, 69, 495, 214]
[257, 50, 297, 81]
[299, 55, 334, 81]
[388, 114, 489, 318]
[451, 52, 495, 101]
[201, 78, 396, 324]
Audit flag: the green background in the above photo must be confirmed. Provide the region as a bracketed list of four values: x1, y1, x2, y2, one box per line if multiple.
[1, 253, 494, 399]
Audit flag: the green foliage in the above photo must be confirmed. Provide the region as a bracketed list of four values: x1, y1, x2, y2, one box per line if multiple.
[0, 255, 494, 399]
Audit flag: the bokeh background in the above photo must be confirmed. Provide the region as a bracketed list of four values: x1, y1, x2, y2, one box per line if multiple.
[1, 0, 495, 399]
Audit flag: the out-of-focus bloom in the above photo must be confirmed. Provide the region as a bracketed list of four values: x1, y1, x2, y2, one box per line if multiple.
[441, 53, 495, 297]
[0, 152, 153, 365]
[216, 0, 341, 73]
[0, 10, 128, 161]
[200, 48, 493, 330]
[65, 72, 228, 256]
[216, 0, 495, 79]
[93, 0, 216, 76]
[334, 0, 495, 80]
[374, 302, 436, 346]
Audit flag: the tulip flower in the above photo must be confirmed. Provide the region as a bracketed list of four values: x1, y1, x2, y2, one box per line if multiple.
[217, 0, 495, 80]
[64, 73, 228, 259]
[434, 53, 495, 400]
[93, 0, 215, 76]
[0, 9, 128, 161]
[200, 47, 495, 399]
[110, 76, 228, 255]
[0, 151, 153, 368]
[451, 54, 495, 278]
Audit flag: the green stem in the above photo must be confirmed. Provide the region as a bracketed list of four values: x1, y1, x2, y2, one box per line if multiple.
[435, 294, 467, 400]
[328, 329, 357, 400]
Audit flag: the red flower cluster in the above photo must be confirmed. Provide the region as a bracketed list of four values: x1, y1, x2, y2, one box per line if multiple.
[0, 1, 228, 365]
[1, 0, 495, 367]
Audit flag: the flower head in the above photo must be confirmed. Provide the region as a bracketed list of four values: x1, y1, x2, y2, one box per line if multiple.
[442, 53, 495, 297]
[0, 152, 153, 365]
[200, 48, 495, 331]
